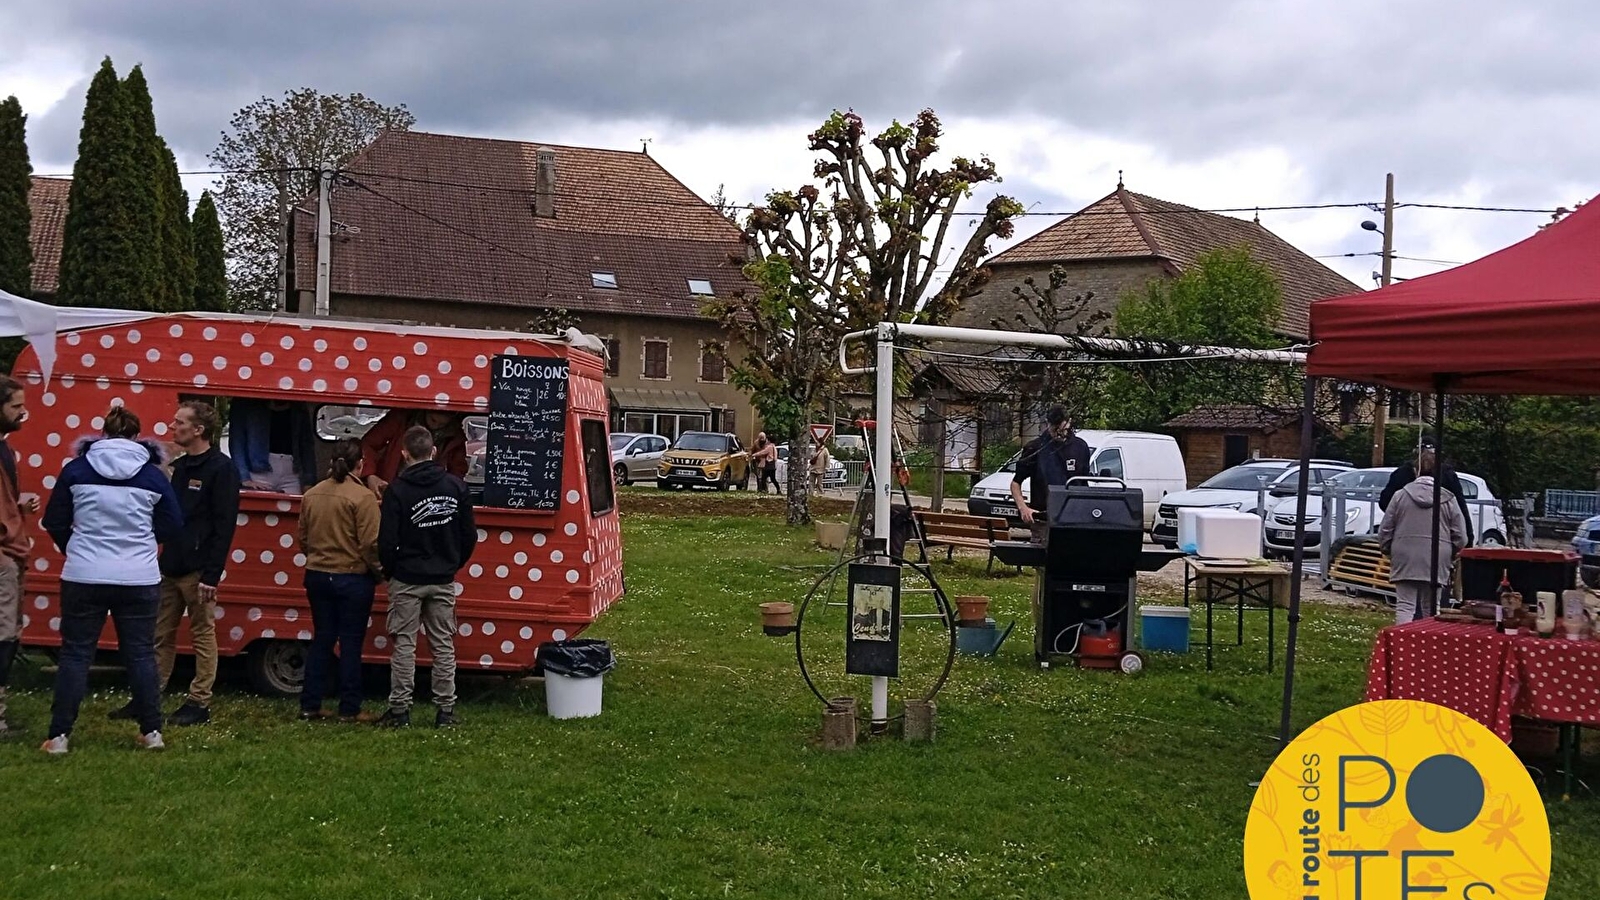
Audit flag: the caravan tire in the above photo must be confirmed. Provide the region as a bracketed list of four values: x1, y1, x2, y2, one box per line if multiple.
[247, 640, 308, 698]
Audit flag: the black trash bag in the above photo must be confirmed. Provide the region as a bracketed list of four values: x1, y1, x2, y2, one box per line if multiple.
[538, 639, 616, 678]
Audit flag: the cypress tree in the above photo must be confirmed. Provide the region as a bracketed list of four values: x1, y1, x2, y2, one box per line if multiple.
[59, 59, 153, 309]
[0, 96, 31, 298]
[158, 142, 194, 310]
[119, 65, 166, 310]
[191, 191, 228, 312]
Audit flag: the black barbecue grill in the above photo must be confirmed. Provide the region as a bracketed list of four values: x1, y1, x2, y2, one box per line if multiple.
[991, 478, 1182, 669]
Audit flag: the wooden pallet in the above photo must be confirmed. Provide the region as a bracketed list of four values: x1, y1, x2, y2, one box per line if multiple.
[1326, 536, 1464, 601]
[1326, 538, 1397, 598]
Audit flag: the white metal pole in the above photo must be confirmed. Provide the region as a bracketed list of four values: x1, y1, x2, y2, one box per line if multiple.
[837, 326, 1306, 376]
[871, 322, 894, 731]
[314, 161, 332, 317]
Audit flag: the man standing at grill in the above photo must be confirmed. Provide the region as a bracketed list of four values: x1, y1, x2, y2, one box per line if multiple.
[1011, 406, 1092, 543]
[377, 426, 476, 728]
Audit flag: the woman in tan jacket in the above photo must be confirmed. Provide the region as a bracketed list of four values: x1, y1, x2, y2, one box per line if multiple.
[297, 439, 383, 722]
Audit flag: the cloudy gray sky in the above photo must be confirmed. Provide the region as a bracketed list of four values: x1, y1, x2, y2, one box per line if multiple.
[4, 0, 1595, 288]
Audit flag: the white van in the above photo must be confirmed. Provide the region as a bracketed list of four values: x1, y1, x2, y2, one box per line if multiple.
[965, 430, 1187, 528]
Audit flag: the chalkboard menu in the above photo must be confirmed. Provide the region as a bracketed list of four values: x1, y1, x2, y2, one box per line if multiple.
[483, 355, 568, 510]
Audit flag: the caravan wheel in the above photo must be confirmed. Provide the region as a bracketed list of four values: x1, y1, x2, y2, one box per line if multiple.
[247, 640, 308, 697]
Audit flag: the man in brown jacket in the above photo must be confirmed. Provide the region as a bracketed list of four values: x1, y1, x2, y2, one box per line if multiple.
[0, 376, 37, 738]
[297, 439, 384, 722]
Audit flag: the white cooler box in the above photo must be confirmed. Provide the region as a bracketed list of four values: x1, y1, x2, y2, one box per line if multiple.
[1184, 509, 1262, 559]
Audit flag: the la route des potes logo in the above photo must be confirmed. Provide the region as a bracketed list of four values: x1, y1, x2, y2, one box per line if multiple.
[1245, 700, 1549, 900]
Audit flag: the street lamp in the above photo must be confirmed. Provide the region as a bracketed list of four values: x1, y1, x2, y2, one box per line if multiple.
[1361, 220, 1383, 235]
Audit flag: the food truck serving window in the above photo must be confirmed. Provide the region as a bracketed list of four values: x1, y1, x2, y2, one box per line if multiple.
[582, 419, 614, 515]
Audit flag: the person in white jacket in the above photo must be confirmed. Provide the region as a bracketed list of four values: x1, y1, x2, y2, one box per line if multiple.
[38, 406, 183, 754]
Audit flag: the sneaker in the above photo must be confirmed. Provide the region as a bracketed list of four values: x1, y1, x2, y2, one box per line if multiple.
[40, 734, 69, 755]
[435, 708, 458, 728]
[298, 708, 332, 722]
[107, 701, 138, 721]
[136, 730, 165, 751]
[376, 708, 410, 728]
[168, 702, 210, 727]
[339, 711, 380, 724]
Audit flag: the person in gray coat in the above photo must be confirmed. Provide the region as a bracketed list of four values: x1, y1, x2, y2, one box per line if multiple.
[1378, 450, 1468, 624]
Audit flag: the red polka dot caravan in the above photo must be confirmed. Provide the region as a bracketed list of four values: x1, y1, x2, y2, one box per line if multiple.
[14, 313, 625, 695]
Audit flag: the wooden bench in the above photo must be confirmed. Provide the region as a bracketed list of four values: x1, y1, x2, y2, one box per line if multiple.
[911, 511, 1012, 573]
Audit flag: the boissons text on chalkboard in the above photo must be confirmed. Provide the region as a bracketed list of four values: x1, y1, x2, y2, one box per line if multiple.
[484, 355, 568, 510]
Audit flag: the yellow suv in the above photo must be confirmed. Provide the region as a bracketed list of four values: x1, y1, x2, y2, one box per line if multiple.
[657, 432, 751, 491]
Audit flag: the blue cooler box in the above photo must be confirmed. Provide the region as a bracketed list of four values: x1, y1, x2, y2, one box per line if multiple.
[1140, 605, 1191, 653]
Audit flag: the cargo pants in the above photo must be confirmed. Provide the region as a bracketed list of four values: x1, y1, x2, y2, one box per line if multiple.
[0, 555, 21, 725]
[386, 580, 458, 712]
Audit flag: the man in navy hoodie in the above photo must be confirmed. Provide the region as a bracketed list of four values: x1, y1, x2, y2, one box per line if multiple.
[39, 407, 183, 754]
[377, 426, 476, 728]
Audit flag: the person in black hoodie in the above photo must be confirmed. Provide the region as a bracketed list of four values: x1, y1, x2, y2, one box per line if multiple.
[1378, 435, 1475, 547]
[377, 425, 476, 728]
[112, 402, 240, 727]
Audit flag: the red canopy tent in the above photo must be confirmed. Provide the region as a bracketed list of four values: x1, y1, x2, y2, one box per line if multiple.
[1310, 196, 1600, 394]
[1273, 195, 1600, 748]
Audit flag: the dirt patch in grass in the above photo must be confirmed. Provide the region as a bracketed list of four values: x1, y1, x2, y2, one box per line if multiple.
[617, 488, 855, 518]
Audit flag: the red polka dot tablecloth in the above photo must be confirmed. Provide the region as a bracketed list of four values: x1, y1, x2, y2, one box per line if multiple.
[1365, 619, 1600, 742]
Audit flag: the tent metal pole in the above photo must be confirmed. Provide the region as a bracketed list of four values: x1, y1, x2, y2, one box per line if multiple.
[1429, 376, 1446, 616]
[1279, 375, 1318, 748]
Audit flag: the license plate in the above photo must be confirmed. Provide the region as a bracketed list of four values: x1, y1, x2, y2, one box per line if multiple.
[1158, 518, 1175, 528]
[1272, 530, 1292, 540]
[990, 505, 1018, 518]
[674, 468, 698, 476]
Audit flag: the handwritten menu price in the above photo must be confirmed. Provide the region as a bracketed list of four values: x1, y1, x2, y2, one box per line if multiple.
[484, 355, 568, 510]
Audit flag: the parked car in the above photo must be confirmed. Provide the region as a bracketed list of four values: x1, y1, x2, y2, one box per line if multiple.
[1571, 515, 1600, 587]
[774, 443, 847, 489]
[657, 432, 751, 490]
[610, 432, 671, 485]
[1262, 466, 1508, 556]
[967, 430, 1187, 529]
[1150, 460, 1354, 548]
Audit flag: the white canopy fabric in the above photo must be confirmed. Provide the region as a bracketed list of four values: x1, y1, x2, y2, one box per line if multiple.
[0, 289, 157, 384]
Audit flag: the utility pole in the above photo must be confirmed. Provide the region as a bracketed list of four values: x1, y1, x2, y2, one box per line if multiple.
[275, 174, 289, 312]
[314, 162, 332, 317]
[1370, 173, 1395, 466]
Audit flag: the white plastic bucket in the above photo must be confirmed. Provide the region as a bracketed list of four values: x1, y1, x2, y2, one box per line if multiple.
[545, 671, 605, 719]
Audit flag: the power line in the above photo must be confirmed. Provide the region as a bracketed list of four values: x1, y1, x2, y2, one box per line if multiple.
[339, 169, 1567, 218]
[35, 166, 312, 179]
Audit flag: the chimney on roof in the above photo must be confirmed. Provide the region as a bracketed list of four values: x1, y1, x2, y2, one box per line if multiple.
[534, 147, 556, 218]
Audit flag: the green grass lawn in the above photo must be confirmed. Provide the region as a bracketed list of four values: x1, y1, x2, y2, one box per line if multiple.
[3, 493, 1598, 898]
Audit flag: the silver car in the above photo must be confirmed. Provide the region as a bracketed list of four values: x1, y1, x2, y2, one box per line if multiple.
[610, 432, 671, 485]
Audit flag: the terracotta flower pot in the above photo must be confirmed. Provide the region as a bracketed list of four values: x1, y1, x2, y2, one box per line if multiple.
[955, 595, 990, 626]
[761, 601, 797, 636]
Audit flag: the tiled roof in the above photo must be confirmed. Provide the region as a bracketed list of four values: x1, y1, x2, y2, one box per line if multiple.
[28, 176, 70, 297]
[1163, 404, 1304, 432]
[987, 188, 1360, 339]
[293, 131, 754, 321]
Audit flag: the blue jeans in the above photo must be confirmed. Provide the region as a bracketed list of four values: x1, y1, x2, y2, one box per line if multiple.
[50, 581, 162, 738]
[301, 572, 376, 716]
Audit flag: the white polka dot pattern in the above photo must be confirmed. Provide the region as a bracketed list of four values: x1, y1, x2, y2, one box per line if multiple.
[1366, 619, 1600, 741]
[11, 317, 625, 675]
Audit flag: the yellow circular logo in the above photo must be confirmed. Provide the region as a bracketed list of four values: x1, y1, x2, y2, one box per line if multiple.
[1245, 700, 1550, 899]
